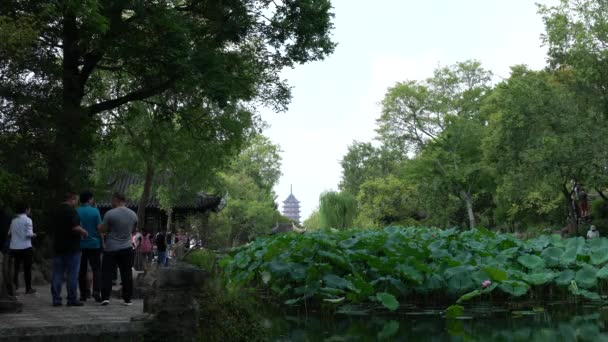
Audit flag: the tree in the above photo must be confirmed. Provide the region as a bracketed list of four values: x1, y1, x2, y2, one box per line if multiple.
[318, 191, 357, 229]
[94, 96, 255, 228]
[208, 134, 286, 247]
[339, 142, 402, 196]
[483, 66, 607, 233]
[303, 209, 322, 230]
[0, 0, 336, 202]
[376, 61, 494, 228]
[539, 0, 608, 113]
[356, 175, 422, 227]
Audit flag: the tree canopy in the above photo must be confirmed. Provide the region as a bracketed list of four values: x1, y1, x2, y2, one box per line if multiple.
[0, 0, 336, 207]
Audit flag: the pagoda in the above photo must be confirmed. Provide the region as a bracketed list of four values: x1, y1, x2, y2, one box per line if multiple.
[282, 185, 301, 223]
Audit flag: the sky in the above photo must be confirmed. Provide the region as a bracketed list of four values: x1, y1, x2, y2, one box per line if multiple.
[263, 0, 558, 220]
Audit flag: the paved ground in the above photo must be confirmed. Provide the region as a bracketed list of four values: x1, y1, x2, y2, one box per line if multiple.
[0, 286, 146, 341]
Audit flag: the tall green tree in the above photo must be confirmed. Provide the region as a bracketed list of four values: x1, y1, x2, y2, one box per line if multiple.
[339, 142, 402, 196]
[539, 0, 608, 113]
[94, 97, 255, 228]
[209, 135, 286, 246]
[483, 66, 607, 233]
[0, 0, 336, 202]
[377, 61, 494, 228]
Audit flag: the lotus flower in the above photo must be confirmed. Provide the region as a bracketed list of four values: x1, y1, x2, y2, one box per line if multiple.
[482, 280, 492, 288]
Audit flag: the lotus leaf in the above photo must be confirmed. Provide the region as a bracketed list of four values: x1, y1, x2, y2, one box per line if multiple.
[540, 247, 563, 267]
[376, 292, 399, 311]
[446, 304, 465, 318]
[575, 266, 598, 289]
[524, 270, 556, 285]
[499, 280, 529, 297]
[554, 270, 575, 286]
[517, 254, 545, 270]
[483, 267, 508, 282]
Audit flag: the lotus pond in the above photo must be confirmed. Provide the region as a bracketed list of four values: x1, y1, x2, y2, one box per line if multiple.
[262, 303, 608, 341]
[222, 227, 608, 312]
[218, 227, 608, 340]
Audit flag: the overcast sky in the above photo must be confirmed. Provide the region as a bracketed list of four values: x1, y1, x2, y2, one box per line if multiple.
[263, 0, 558, 220]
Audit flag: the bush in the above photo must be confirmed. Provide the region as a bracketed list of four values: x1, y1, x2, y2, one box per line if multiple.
[185, 250, 267, 342]
[591, 199, 608, 236]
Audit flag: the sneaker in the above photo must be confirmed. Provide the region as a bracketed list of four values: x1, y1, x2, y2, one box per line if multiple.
[52, 302, 62, 307]
[93, 293, 102, 303]
[122, 300, 133, 306]
[100, 300, 110, 306]
[25, 288, 37, 295]
[67, 301, 84, 307]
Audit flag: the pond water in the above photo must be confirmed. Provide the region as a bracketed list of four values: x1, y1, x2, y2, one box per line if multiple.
[262, 303, 608, 341]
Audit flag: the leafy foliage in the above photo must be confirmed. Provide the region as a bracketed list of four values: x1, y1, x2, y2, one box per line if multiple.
[318, 191, 357, 229]
[222, 227, 608, 311]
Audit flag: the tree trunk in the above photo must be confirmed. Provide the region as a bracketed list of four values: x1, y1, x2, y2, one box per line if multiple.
[47, 10, 86, 203]
[562, 186, 578, 236]
[166, 207, 173, 232]
[137, 161, 155, 231]
[460, 190, 476, 229]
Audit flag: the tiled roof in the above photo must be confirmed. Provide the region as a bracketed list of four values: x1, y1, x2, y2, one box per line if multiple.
[283, 193, 300, 203]
[96, 174, 225, 211]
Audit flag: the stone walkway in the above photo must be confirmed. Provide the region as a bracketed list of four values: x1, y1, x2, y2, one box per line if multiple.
[0, 286, 146, 341]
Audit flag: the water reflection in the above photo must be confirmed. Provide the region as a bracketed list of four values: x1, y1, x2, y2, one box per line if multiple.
[264, 304, 608, 341]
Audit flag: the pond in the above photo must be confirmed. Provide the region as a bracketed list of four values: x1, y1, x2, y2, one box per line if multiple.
[262, 303, 608, 341]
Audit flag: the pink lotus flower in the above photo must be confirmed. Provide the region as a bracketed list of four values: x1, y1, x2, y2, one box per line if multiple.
[482, 280, 492, 288]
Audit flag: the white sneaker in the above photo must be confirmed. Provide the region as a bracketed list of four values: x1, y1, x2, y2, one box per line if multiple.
[122, 301, 132, 306]
[100, 300, 110, 306]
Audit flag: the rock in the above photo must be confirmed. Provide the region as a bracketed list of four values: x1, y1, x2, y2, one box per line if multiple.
[143, 263, 207, 342]
[0, 252, 21, 313]
[156, 264, 207, 290]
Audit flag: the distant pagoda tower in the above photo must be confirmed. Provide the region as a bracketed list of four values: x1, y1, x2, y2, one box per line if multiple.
[282, 185, 301, 223]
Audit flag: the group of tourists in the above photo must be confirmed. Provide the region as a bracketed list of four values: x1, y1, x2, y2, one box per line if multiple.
[4, 191, 172, 308]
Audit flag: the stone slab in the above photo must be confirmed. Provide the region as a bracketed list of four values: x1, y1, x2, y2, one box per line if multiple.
[0, 286, 146, 341]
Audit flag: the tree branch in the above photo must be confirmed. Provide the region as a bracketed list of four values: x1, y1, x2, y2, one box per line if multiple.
[86, 78, 175, 115]
[79, 51, 104, 87]
[596, 187, 608, 201]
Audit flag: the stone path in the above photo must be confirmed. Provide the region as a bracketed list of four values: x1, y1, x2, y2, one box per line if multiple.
[0, 286, 146, 341]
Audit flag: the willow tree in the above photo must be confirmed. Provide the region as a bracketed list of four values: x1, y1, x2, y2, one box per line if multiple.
[319, 191, 357, 230]
[0, 0, 336, 203]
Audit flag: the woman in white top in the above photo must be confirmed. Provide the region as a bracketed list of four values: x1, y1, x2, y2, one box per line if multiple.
[9, 202, 36, 294]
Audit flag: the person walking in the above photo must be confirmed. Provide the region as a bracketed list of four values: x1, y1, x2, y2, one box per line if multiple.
[51, 192, 88, 307]
[99, 193, 137, 306]
[8, 201, 36, 295]
[140, 230, 153, 268]
[154, 230, 168, 267]
[77, 191, 102, 302]
[131, 228, 142, 271]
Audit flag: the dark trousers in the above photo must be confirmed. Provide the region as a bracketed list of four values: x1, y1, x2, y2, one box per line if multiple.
[11, 247, 33, 291]
[79, 248, 101, 299]
[101, 248, 133, 302]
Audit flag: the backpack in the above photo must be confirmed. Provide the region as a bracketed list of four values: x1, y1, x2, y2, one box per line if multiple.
[141, 233, 153, 253]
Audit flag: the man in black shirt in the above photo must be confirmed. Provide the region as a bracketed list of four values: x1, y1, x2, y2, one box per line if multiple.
[51, 192, 88, 307]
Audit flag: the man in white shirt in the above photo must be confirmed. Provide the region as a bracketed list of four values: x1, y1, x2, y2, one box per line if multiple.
[8, 201, 36, 294]
[587, 225, 600, 239]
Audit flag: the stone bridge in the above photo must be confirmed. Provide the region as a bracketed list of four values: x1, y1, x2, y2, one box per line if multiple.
[0, 258, 206, 342]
